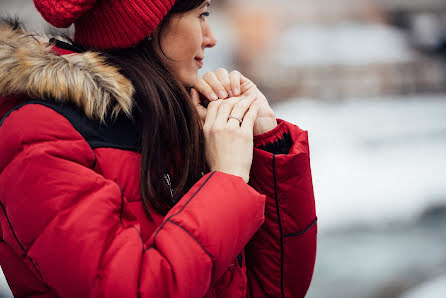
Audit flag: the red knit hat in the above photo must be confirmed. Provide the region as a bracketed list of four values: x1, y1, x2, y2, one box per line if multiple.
[33, 0, 176, 50]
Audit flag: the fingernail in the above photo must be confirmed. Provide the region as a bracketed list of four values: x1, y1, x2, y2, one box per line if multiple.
[219, 90, 228, 98]
[210, 93, 218, 101]
[228, 90, 234, 97]
[234, 88, 240, 96]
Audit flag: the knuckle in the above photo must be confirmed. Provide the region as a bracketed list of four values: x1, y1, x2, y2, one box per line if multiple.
[216, 67, 228, 74]
[208, 100, 221, 108]
[236, 101, 249, 110]
[220, 102, 231, 110]
[203, 72, 215, 80]
[226, 99, 238, 107]
[230, 70, 240, 76]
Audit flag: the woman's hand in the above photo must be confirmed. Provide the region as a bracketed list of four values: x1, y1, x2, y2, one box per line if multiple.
[191, 89, 260, 183]
[193, 68, 277, 136]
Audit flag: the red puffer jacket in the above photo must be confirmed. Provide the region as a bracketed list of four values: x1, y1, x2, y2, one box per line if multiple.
[0, 22, 317, 297]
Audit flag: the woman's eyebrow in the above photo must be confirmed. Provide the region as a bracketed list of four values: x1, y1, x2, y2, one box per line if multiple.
[200, 1, 210, 8]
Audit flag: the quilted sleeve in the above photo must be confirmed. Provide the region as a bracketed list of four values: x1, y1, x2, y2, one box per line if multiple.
[246, 119, 317, 298]
[0, 104, 266, 298]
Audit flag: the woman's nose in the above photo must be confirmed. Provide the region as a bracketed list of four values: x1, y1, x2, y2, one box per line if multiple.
[203, 25, 217, 48]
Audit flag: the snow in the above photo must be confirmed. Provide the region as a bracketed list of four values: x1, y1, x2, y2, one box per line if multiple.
[273, 94, 446, 230]
[0, 269, 12, 297]
[401, 274, 446, 298]
[276, 23, 414, 67]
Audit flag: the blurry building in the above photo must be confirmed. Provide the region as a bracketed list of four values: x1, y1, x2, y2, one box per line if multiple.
[223, 0, 446, 101]
[383, 0, 446, 53]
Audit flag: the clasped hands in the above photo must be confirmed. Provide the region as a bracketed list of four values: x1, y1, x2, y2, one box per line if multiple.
[191, 68, 277, 136]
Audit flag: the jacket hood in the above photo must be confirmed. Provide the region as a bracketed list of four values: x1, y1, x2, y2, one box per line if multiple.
[0, 20, 134, 121]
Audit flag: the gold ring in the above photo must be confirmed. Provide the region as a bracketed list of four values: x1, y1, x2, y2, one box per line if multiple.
[228, 115, 243, 125]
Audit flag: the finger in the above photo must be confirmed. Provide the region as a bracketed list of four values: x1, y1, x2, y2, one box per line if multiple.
[227, 115, 243, 127]
[214, 92, 257, 128]
[241, 100, 260, 131]
[203, 72, 228, 99]
[190, 88, 206, 124]
[229, 70, 241, 96]
[240, 73, 250, 84]
[226, 93, 257, 129]
[240, 74, 256, 93]
[204, 99, 223, 127]
[213, 96, 241, 127]
[194, 78, 218, 101]
[216, 68, 233, 97]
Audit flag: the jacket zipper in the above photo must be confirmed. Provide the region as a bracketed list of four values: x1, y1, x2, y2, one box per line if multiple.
[163, 172, 174, 199]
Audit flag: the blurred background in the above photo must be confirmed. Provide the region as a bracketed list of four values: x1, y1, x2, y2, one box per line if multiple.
[1, 0, 446, 297]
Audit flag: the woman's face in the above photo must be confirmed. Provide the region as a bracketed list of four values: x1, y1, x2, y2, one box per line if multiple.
[156, 1, 217, 87]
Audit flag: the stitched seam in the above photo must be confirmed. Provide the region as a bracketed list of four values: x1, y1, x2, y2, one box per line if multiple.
[115, 182, 144, 245]
[147, 171, 216, 252]
[0, 202, 25, 252]
[91, 151, 97, 170]
[273, 154, 285, 298]
[90, 181, 145, 294]
[247, 265, 269, 296]
[0, 200, 47, 282]
[0, 101, 32, 127]
[137, 172, 216, 292]
[284, 217, 318, 238]
[167, 219, 215, 266]
[136, 246, 153, 298]
[93, 181, 146, 295]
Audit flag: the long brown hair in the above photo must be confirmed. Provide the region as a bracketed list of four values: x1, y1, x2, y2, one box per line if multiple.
[105, 0, 209, 216]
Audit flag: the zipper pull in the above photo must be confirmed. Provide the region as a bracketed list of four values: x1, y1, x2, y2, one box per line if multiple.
[163, 173, 174, 199]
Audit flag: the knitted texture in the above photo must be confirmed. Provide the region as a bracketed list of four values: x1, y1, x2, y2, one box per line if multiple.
[34, 0, 97, 28]
[33, 0, 175, 49]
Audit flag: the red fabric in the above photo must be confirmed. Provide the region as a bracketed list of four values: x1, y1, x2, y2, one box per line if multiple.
[253, 119, 289, 147]
[33, 0, 175, 49]
[0, 95, 27, 120]
[248, 121, 317, 297]
[0, 103, 316, 296]
[49, 44, 75, 56]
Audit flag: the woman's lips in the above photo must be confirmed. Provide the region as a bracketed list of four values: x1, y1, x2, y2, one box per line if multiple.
[195, 57, 203, 68]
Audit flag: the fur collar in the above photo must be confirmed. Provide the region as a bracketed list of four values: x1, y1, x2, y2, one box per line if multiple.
[0, 20, 134, 121]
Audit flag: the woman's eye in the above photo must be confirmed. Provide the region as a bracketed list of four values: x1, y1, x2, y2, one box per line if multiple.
[200, 11, 210, 18]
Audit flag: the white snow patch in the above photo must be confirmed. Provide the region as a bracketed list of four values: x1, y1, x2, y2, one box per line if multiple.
[276, 23, 414, 67]
[273, 94, 446, 230]
[401, 274, 446, 298]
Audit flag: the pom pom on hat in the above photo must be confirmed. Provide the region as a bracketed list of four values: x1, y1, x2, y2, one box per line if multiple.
[34, 0, 98, 28]
[33, 0, 176, 50]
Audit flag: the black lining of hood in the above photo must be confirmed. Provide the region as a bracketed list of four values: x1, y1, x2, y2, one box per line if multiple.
[49, 38, 86, 53]
[1, 100, 141, 152]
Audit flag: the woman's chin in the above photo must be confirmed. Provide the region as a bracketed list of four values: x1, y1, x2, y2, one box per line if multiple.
[179, 72, 198, 89]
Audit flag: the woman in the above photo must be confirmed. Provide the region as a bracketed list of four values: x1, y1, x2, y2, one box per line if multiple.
[0, 0, 317, 297]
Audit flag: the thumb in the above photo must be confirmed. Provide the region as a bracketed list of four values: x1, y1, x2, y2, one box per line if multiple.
[240, 74, 256, 94]
[241, 100, 260, 131]
[240, 74, 250, 84]
[190, 88, 207, 124]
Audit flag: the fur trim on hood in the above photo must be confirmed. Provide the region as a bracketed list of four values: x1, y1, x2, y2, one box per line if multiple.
[0, 19, 134, 121]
